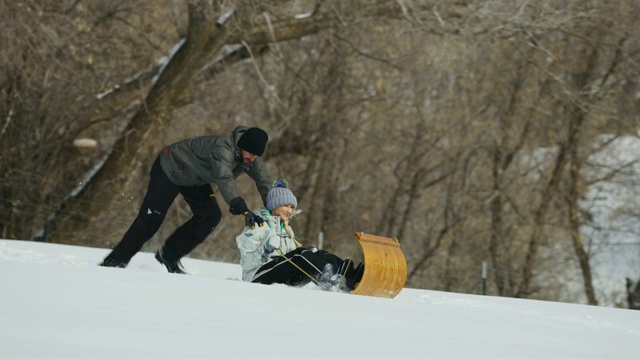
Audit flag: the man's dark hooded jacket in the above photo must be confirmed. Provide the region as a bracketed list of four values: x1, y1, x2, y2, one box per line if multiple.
[159, 125, 271, 206]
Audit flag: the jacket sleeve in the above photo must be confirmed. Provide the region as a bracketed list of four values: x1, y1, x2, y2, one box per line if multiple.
[209, 153, 241, 206]
[235, 225, 275, 273]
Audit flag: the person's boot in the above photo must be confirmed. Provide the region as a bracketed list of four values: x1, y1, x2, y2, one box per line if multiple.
[99, 254, 128, 268]
[347, 263, 365, 291]
[328, 274, 350, 293]
[155, 247, 187, 274]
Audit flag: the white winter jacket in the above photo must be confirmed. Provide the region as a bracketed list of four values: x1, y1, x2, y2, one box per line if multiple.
[235, 208, 298, 281]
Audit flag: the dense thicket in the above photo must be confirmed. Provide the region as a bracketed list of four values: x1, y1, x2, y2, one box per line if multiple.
[2, 0, 639, 307]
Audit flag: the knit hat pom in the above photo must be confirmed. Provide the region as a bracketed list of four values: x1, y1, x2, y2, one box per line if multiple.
[272, 178, 289, 189]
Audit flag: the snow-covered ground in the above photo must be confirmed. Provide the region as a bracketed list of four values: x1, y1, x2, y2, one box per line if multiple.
[1, 239, 639, 359]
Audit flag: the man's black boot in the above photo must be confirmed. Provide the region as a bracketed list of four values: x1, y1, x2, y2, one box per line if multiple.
[99, 255, 128, 268]
[155, 248, 187, 274]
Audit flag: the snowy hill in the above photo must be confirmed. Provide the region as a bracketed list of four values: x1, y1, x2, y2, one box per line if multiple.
[1, 239, 639, 359]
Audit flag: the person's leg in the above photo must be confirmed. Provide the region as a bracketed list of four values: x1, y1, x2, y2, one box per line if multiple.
[253, 248, 352, 288]
[158, 184, 221, 266]
[315, 250, 353, 274]
[252, 248, 310, 286]
[101, 156, 178, 267]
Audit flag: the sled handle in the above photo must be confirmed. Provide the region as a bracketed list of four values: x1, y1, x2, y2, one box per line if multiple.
[355, 232, 401, 248]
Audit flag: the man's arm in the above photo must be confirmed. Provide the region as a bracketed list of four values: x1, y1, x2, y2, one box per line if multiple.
[246, 158, 272, 207]
[208, 156, 241, 206]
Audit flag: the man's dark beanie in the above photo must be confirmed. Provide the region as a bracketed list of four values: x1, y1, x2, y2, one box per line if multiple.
[238, 127, 269, 156]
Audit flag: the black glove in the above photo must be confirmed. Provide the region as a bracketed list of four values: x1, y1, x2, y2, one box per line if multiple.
[229, 197, 264, 228]
[229, 197, 249, 215]
[244, 211, 264, 229]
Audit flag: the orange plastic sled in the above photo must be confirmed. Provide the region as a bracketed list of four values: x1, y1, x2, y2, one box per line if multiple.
[350, 232, 407, 299]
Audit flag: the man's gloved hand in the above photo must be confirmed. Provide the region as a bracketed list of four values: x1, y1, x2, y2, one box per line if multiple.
[230, 197, 264, 228]
[243, 211, 264, 229]
[264, 235, 281, 252]
[229, 197, 249, 215]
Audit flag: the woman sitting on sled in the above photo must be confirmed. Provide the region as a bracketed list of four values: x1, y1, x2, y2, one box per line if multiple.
[235, 179, 364, 292]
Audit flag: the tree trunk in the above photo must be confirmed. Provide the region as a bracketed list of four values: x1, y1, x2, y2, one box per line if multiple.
[568, 142, 598, 305]
[516, 141, 567, 298]
[516, 56, 600, 298]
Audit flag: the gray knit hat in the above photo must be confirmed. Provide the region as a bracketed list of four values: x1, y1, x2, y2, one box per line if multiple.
[267, 179, 297, 211]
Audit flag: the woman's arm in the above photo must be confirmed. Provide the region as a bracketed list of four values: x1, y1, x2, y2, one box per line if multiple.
[235, 226, 275, 272]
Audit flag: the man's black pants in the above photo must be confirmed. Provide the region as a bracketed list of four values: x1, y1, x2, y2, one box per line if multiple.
[103, 155, 222, 266]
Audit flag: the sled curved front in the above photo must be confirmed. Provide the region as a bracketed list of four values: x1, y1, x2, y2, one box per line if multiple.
[351, 232, 407, 298]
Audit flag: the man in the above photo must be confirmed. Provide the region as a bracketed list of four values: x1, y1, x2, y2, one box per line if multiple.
[100, 126, 272, 274]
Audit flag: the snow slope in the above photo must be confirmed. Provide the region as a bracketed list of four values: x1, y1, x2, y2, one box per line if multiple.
[1, 239, 639, 359]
